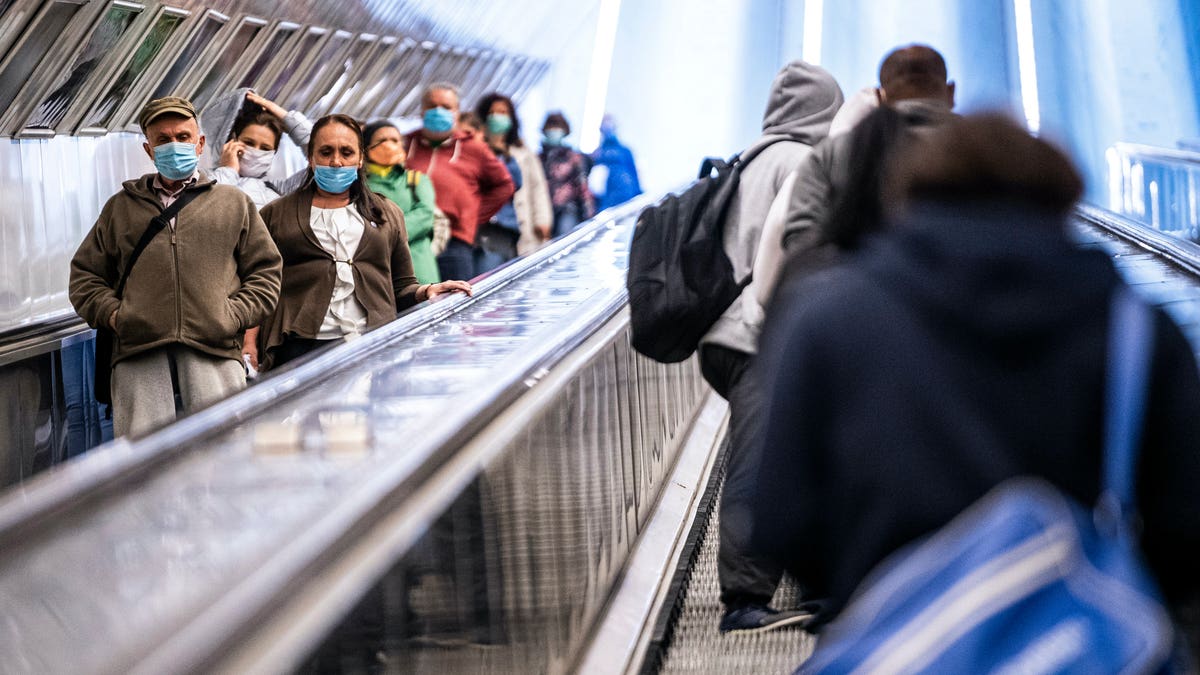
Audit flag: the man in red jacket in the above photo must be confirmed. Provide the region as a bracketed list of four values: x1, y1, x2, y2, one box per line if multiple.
[405, 82, 516, 281]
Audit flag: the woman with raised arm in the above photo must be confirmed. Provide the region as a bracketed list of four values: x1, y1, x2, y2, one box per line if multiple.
[209, 90, 314, 209]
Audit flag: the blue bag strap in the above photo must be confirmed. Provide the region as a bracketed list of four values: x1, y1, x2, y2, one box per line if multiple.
[1100, 286, 1155, 539]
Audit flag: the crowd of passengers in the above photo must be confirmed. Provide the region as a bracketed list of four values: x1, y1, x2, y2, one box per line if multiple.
[677, 42, 1200, 659]
[65, 39, 1200, 660]
[68, 82, 641, 438]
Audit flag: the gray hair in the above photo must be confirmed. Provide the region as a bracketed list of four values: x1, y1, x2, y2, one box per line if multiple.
[421, 82, 460, 108]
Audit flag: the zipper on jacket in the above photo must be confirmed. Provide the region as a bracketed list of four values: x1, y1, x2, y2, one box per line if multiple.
[171, 224, 182, 340]
[428, 144, 439, 175]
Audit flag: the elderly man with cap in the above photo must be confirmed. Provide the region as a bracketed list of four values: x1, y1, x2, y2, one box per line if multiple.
[70, 96, 282, 437]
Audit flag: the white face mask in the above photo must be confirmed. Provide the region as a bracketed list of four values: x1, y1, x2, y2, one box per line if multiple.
[239, 146, 276, 179]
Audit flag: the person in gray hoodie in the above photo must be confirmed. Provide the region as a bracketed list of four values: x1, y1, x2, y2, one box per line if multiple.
[697, 59, 843, 634]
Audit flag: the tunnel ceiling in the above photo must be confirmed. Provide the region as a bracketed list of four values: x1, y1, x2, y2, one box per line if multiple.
[361, 0, 602, 60]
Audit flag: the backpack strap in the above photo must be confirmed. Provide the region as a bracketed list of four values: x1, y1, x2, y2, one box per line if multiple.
[406, 169, 420, 205]
[1099, 286, 1155, 540]
[116, 184, 210, 298]
[698, 135, 794, 180]
[738, 134, 794, 166]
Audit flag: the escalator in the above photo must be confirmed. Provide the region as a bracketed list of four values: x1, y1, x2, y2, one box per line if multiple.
[1, 200, 1198, 674]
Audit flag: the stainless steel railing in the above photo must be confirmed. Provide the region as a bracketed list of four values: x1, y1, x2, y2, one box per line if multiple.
[0, 193, 714, 675]
[1107, 142, 1200, 240]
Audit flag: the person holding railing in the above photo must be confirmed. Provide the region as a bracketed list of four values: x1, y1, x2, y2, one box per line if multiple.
[255, 114, 471, 370]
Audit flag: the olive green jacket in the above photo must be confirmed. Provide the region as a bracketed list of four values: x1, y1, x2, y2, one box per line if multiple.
[69, 172, 282, 364]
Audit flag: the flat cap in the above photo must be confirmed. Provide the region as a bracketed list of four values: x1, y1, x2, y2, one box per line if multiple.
[138, 96, 197, 131]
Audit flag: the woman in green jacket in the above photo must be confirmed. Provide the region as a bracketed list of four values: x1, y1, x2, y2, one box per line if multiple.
[363, 120, 441, 284]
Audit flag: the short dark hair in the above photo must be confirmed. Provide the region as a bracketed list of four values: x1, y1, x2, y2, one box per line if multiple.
[362, 119, 399, 149]
[232, 111, 283, 147]
[542, 111, 570, 136]
[878, 45, 949, 101]
[886, 113, 1083, 215]
[475, 92, 523, 148]
[458, 111, 482, 131]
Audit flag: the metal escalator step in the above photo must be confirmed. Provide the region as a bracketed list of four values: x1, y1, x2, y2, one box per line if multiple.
[645, 442, 816, 674]
[655, 493, 815, 674]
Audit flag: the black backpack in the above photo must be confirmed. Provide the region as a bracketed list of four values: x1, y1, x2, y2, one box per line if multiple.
[627, 139, 784, 363]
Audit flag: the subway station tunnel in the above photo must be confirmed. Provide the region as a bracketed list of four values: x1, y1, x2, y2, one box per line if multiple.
[1, 0, 1199, 672]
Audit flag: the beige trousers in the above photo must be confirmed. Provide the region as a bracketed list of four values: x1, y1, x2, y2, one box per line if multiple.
[111, 345, 245, 438]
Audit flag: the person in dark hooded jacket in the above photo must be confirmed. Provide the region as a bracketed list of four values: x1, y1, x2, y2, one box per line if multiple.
[748, 114, 1200, 631]
[699, 60, 844, 634]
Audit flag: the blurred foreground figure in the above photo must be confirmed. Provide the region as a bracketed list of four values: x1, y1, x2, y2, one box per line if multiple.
[749, 114, 1200, 640]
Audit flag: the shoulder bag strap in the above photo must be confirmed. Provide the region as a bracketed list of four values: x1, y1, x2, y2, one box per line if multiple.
[407, 170, 420, 204]
[1100, 285, 1155, 540]
[115, 184, 209, 298]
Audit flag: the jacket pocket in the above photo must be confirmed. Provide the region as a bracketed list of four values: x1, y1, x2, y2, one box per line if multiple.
[179, 296, 241, 350]
[114, 296, 169, 349]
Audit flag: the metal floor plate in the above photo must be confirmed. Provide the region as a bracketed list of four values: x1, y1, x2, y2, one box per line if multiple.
[652, 477, 815, 675]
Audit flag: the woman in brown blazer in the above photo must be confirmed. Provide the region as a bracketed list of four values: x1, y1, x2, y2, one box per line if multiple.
[251, 114, 471, 370]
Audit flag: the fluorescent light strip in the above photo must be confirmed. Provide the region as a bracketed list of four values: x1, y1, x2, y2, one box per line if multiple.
[803, 0, 824, 65]
[1013, 0, 1041, 133]
[580, 0, 623, 154]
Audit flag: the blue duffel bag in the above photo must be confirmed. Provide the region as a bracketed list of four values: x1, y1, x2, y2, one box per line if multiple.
[799, 289, 1189, 675]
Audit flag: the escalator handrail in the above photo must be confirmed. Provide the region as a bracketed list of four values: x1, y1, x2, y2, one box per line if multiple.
[1112, 141, 1200, 167]
[0, 312, 91, 367]
[0, 197, 650, 546]
[1076, 202, 1200, 277]
[136, 228, 644, 674]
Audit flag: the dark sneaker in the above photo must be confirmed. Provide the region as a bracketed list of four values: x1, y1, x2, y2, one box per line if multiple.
[719, 604, 813, 634]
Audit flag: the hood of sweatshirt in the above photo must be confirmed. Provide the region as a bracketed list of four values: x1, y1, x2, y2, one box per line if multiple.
[859, 200, 1121, 356]
[201, 88, 252, 170]
[760, 60, 845, 145]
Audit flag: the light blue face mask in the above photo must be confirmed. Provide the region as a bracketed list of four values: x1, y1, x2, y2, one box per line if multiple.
[313, 165, 359, 193]
[423, 107, 456, 134]
[543, 128, 566, 146]
[486, 113, 513, 136]
[153, 141, 199, 181]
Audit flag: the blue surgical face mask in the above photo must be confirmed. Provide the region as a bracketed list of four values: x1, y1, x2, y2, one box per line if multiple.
[153, 141, 199, 181]
[313, 165, 359, 193]
[543, 128, 566, 146]
[486, 113, 513, 136]
[423, 107, 456, 134]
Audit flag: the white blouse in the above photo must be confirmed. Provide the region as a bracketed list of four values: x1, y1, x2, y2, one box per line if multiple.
[310, 205, 368, 338]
